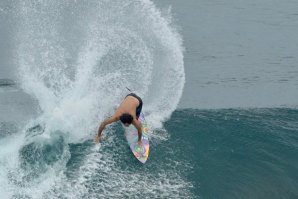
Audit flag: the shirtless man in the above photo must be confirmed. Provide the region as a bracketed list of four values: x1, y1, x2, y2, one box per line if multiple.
[95, 93, 143, 144]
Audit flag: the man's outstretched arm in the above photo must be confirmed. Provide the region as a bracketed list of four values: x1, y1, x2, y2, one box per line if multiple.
[132, 119, 143, 144]
[95, 116, 118, 143]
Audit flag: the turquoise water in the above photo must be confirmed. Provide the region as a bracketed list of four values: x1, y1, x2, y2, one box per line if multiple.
[1, 108, 298, 198]
[166, 109, 298, 198]
[1, 0, 298, 198]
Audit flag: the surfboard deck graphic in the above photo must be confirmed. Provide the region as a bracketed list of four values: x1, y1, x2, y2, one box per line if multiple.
[123, 112, 150, 163]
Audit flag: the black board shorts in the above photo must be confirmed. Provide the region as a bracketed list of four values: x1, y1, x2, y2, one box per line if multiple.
[126, 93, 143, 119]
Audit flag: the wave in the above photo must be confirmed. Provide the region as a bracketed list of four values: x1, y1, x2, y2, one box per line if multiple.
[0, 0, 187, 198]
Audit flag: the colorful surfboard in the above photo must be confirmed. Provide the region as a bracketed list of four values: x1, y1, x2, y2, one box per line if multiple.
[123, 112, 150, 163]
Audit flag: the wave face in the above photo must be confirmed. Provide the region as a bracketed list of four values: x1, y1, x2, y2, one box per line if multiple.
[0, 0, 186, 198]
[165, 108, 298, 199]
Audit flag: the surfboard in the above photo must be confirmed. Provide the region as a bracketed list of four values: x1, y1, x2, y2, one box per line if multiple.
[123, 112, 150, 163]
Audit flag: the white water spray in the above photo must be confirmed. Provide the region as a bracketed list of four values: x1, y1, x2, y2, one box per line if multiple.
[0, 0, 186, 197]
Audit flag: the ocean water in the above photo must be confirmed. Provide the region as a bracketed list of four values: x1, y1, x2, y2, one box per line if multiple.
[155, 0, 298, 109]
[1, 0, 298, 198]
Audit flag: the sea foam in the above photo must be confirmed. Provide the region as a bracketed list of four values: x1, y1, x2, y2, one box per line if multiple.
[0, 0, 188, 198]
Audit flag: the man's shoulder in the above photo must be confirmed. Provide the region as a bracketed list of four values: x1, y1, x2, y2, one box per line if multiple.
[111, 113, 120, 120]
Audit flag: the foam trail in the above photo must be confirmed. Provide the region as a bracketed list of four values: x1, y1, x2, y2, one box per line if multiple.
[0, 133, 24, 198]
[1, 0, 187, 197]
[44, 135, 193, 198]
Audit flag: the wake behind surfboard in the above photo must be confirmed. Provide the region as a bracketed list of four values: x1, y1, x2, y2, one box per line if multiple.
[123, 112, 150, 163]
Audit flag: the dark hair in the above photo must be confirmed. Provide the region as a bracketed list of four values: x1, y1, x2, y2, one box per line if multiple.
[120, 113, 133, 124]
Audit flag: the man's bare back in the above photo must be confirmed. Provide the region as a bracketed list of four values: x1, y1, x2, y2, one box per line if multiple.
[95, 93, 143, 144]
[114, 96, 140, 120]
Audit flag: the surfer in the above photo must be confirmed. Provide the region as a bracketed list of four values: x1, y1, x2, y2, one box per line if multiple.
[95, 93, 143, 145]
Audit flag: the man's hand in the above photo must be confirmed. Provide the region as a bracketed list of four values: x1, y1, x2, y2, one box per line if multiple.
[95, 116, 118, 144]
[137, 140, 142, 145]
[132, 119, 142, 144]
[95, 134, 101, 144]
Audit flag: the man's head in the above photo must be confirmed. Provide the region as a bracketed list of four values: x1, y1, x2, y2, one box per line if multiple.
[120, 113, 133, 127]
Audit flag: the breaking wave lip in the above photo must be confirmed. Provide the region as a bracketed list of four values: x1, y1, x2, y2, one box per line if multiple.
[0, 0, 188, 198]
[15, 0, 185, 136]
